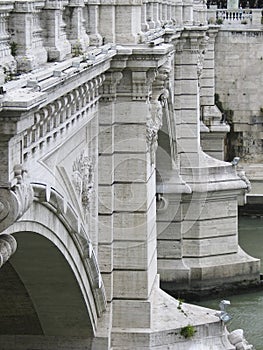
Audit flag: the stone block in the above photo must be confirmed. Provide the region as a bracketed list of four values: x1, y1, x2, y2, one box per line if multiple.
[182, 197, 237, 220]
[177, 137, 199, 153]
[113, 235, 156, 270]
[99, 101, 115, 124]
[112, 299, 151, 328]
[114, 123, 147, 153]
[115, 99, 150, 123]
[158, 259, 190, 282]
[174, 65, 198, 79]
[98, 185, 114, 213]
[98, 214, 113, 243]
[183, 235, 238, 257]
[200, 87, 215, 99]
[178, 123, 199, 138]
[114, 200, 156, 241]
[201, 68, 214, 79]
[99, 125, 113, 154]
[178, 109, 199, 124]
[101, 272, 113, 302]
[98, 243, 113, 272]
[156, 195, 183, 222]
[114, 172, 156, 212]
[200, 96, 214, 106]
[98, 154, 114, 185]
[157, 239, 182, 259]
[113, 255, 157, 299]
[176, 80, 198, 94]
[157, 221, 182, 240]
[183, 217, 237, 239]
[114, 152, 152, 182]
[174, 94, 198, 110]
[200, 77, 214, 88]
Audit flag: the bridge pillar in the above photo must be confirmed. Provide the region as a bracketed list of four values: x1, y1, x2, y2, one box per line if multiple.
[158, 28, 260, 299]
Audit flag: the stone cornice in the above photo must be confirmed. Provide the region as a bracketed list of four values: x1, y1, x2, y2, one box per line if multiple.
[0, 44, 116, 114]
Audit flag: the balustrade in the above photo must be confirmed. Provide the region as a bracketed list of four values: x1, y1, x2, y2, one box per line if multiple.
[0, 0, 201, 76]
[207, 7, 262, 25]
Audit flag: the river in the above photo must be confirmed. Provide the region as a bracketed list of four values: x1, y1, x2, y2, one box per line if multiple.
[195, 216, 263, 350]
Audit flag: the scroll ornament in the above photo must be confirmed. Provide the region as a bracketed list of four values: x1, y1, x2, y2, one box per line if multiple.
[0, 165, 34, 233]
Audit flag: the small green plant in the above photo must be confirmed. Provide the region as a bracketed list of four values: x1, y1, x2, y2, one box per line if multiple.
[72, 43, 83, 57]
[177, 298, 188, 317]
[180, 324, 196, 339]
[10, 41, 18, 56]
[216, 18, 223, 25]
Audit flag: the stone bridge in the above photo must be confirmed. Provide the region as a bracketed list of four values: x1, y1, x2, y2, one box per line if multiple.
[0, 1, 260, 349]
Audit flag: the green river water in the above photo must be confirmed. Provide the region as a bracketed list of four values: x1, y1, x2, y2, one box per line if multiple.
[195, 216, 263, 350]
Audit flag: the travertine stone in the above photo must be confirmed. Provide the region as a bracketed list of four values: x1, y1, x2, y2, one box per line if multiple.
[113, 255, 157, 299]
[0, 3, 260, 348]
[43, 0, 71, 61]
[9, 1, 48, 71]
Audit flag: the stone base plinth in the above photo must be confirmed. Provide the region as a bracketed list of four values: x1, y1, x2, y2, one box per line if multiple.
[111, 288, 235, 349]
[161, 248, 260, 300]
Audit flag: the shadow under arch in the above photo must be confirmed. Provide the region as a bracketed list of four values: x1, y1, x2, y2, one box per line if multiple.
[0, 184, 107, 349]
[1, 231, 94, 338]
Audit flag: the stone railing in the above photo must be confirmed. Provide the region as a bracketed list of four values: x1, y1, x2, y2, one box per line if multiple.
[0, 0, 208, 79]
[207, 7, 262, 26]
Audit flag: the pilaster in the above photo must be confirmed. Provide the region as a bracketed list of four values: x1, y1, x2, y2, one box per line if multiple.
[0, 2, 16, 83]
[43, 0, 71, 61]
[9, 0, 48, 72]
[183, 0, 194, 25]
[98, 2, 116, 44]
[200, 27, 230, 161]
[65, 0, 89, 52]
[174, 29, 205, 168]
[115, 1, 142, 44]
[86, 2, 102, 46]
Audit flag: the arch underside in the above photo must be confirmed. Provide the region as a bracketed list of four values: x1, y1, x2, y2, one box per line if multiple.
[0, 200, 103, 349]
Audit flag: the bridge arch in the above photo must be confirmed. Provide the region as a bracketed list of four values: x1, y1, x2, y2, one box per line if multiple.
[1, 183, 106, 348]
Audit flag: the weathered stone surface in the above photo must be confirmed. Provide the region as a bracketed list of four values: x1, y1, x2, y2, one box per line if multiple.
[0, 2, 260, 349]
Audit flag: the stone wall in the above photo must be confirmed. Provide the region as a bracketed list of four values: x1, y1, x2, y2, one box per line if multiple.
[214, 27, 263, 162]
